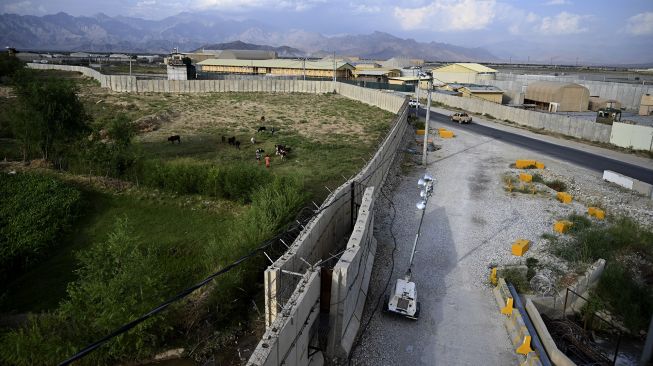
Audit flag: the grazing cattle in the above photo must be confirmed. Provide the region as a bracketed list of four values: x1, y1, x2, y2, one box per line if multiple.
[235, 140, 241, 149]
[279, 149, 287, 160]
[168, 135, 181, 144]
[221, 135, 226, 143]
[255, 148, 264, 162]
[250, 137, 256, 144]
[257, 126, 266, 133]
[228, 136, 236, 145]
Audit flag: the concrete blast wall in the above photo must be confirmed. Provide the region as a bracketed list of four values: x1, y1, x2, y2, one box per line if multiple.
[247, 270, 322, 366]
[488, 73, 653, 111]
[430, 92, 612, 142]
[327, 187, 376, 360]
[264, 99, 408, 327]
[610, 122, 653, 151]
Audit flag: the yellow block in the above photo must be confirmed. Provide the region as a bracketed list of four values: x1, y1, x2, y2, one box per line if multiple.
[554, 220, 573, 234]
[535, 162, 545, 169]
[416, 129, 426, 135]
[438, 127, 447, 132]
[501, 297, 514, 315]
[490, 267, 497, 286]
[515, 159, 537, 169]
[519, 173, 532, 183]
[556, 192, 572, 204]
[516, 335, 534, 355]
[511, 239, 530, 256]
[588, 207, 605, 220]
[439, 130, 455, 138]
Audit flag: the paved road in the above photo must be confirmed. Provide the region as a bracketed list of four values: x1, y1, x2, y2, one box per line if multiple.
[417, 108, 653, 184]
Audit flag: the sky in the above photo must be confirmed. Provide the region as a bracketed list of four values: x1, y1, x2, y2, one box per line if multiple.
[2, 0, 652, 63]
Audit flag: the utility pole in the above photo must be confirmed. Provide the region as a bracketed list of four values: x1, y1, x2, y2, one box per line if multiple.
[332, 51, 336, 90]
[415, 67, 421, 117]
[422, 79, 432, 166]
[303, 58, 306, 81]
[129, 58, 132, 76]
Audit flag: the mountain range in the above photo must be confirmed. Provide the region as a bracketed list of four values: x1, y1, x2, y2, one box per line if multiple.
[0, 11, 497, 61]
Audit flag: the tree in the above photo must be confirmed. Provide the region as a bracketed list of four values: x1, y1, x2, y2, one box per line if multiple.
[0, 53, 23, 80]
[10, 71, 89, 163]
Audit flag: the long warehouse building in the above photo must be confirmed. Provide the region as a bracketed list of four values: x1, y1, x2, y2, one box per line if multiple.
[197, 59, 354, 79]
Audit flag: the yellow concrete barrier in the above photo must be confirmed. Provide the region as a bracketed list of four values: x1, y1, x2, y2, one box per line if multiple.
[588, 207, 605, 220]
[556, 192, 572, 204]
[519, 173, 533, 183]
[439, 130, 455, 138]
[416, 129, 426, 135]
[535, 162, 545, 169]
[511, 239, 530, 256]
[554, 220, 573, 234]
[490, 267, 498, 286]
[501, 297, 514, 315]
[515, 159, 537, 169]
[517, 335, 535, 355]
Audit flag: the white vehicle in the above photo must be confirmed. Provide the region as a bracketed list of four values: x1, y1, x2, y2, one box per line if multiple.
[451, 112, 472, 124]
[409, 99, 419, 108]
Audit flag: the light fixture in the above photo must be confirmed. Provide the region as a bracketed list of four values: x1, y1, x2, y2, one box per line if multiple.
[423, 173, 433, 181]
[418, 178, 426, 187]
[420, 190, 426, 198]
[416, 201, 426, 210]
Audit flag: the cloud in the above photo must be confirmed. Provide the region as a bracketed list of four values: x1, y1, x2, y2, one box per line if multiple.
[193, 0, 325, 11]
[2, 1, 46, 15]
[544, 0, 570, 5]
[537, 12, 589, 34]
[624, 12, 653, 35]
[394, 0, 496, 31]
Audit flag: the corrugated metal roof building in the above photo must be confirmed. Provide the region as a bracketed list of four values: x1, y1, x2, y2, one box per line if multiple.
[197, 59, 354, 79]
[525, 81, 589, 112]
[432, 63, 497, 84]
[216, 50, 277, 60]
[353, 68, 401, 83]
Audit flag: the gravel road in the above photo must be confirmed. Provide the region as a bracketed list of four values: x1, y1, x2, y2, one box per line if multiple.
[349, 115, 652, 365]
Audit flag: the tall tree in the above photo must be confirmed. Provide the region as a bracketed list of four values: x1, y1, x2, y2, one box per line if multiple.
[10, 71, 89, 163]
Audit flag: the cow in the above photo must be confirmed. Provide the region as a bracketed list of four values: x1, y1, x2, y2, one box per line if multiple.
[228, 136, 236, 145]
[257, 126, 266, 133]
[168, 135, 181, 144]
[250, 137, 256, 144]
[235, 140, 241, 149]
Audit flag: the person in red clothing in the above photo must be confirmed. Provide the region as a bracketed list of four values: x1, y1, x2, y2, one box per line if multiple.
[265, 154, 271, 168]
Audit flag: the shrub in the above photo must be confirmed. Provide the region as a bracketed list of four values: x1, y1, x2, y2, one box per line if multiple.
[0, 173, 82, 279]
[0, 218, 174, 366]
[544, 179, 567, 192]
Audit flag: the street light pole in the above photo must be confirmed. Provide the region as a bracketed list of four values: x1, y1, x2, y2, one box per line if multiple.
[422, 79, 432, 166]
[415, 68, 421, 117]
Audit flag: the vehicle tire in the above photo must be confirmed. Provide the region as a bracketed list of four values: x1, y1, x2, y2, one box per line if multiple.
[413, 302, 421, 319]
[384, 295, 390, 313]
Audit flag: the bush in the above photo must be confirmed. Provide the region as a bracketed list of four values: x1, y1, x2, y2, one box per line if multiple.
[138, 160, 271, 203]
[0, 218, 174, 366]
[596, 263, 653, 331]
[544, 179, 567, 192]
[0, 173, 82, 280]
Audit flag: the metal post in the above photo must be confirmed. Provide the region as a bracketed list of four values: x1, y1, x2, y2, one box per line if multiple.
[641, 314, 653, 366]
[129, 59, 132, 76]
[422, 80, 432, 166]
[415, 68, 421, 117]
[350, 181, 356, 229]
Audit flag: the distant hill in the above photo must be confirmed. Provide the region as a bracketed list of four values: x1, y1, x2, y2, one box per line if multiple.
[194, 41, 305, 57]
[0, 11, 497, 61]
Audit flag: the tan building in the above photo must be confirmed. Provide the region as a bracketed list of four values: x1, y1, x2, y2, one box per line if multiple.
[640, 94, 653, 116]
[525, 81, 590, 112]
[432, 63, 497, 84]
[353, 68, 401, 83]
[197, 59, 354, 79]
[589, 96, 622, 111]
[459, 85, 503, 104]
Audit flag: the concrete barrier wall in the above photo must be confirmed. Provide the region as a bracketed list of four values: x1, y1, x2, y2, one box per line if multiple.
[610, 122, 653, 151]
[430, 92, 612, 143]
[247, 270, 322, 366]
[327, 187, 376, 359]
[264, 99, 408, 327]
[488, 73, 653, 111]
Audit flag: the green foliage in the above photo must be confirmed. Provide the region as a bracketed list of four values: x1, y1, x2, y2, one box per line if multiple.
[595, 263, 653, 331]
[9, 70, 89, 162]
[502, 268, 529, 293]
[0, 173, 82, 280]
[75, 114, 137, 177]
[544, 179, 567, 192]
[0, 218, 174, 366]
[0, 53, 23, 80]
[550, 216, 653, 331]
[139, 160, 271, 203]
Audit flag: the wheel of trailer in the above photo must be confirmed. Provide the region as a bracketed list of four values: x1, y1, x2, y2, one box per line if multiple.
[384, 295, 390, 313]
[414, 302, 421, 319]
